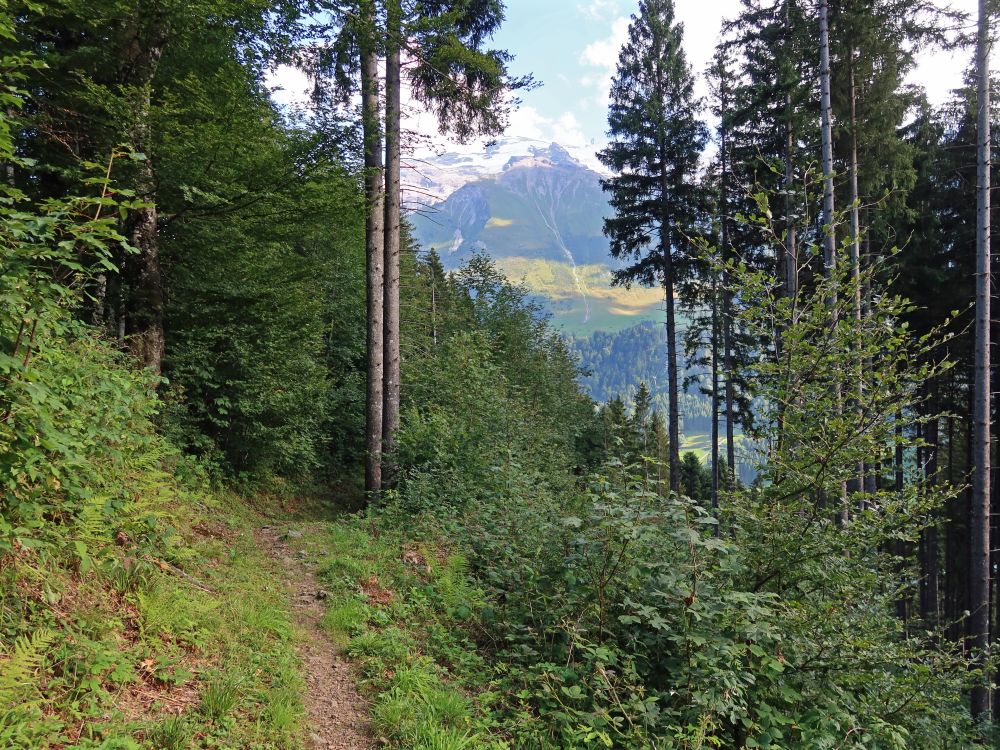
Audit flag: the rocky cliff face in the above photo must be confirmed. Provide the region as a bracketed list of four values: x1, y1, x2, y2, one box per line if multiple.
[409, 142, 611, 270]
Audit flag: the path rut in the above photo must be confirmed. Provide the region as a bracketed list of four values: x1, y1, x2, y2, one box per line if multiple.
[258, 525, 373, 750]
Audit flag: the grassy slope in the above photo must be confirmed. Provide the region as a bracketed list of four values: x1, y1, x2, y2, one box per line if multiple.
[282, 515, 505, 750]
[1, 489, 308, 750]
[491, 256, 663, 336]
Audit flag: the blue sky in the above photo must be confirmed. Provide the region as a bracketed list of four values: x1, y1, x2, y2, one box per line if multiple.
[269, 0, 983, 167]
[444, 0, 981, 165]
[485, 0, 739, 153]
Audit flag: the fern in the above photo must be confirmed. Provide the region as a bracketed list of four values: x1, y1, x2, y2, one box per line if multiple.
[0, 628, 55, 709]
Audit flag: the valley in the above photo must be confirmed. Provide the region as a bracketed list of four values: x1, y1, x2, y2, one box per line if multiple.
[409, 139, 741, 470]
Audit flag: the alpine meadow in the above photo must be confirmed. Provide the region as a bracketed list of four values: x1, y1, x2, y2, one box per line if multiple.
[4, 0, 1000, 748]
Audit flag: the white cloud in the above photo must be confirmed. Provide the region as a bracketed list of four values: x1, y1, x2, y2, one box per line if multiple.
[579, 15, 630, 71]
[577, 0, 618, 20]
[265, 64, 312, 107]
[578, 15, 631, 109]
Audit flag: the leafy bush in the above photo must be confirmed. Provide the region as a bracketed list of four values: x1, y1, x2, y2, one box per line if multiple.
[385, 247, 980, 747]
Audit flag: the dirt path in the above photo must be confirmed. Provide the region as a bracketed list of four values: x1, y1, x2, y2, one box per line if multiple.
[257, 525, 373, 750]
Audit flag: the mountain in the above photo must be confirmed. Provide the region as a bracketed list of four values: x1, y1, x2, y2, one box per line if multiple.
[409, 141, 662, 335]
[407, 137, 607, 204]
[408, 140, 747, 474]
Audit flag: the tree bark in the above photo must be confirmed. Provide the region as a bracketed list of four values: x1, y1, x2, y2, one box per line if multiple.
[361, 1, 385, 496]
[711, 271, 720, 524]
[971, 0, 992, 722]
[719, 69, 736, 483]
[783, 0, 797, 299]
[382, 0, 402, 489]
[920, 407, 940, 624]
[653, 31, 681, 494]
[120, 16, 168, 374]
[894, 411, 909, 628]
[818, 0, 846, 521]
[663, 255, 680, 494]
[848, 56, 865, 499]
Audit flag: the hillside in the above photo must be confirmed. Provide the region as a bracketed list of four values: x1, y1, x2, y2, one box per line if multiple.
[409, 141, 729, 461]
[409, 142, 664, 336]
[5, 1, 994, 748]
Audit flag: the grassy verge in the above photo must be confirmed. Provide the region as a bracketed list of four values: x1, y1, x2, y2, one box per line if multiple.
[283, 516, 506, 750]
[0, 488, 306, 750]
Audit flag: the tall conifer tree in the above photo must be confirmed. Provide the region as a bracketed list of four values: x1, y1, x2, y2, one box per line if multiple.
[971, 0, 992, 722]
[599, 0, 706, 493]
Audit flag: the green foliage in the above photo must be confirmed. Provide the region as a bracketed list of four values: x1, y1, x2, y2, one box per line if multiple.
[199, 672, 241, 722]
[0, 628, 55, 712]
[395, 252, 598, 515]
[297, 520, 492, 750]
[146, 714, 192, 750]
[154, 38, 367, 480]
[380, 194, 980, 747]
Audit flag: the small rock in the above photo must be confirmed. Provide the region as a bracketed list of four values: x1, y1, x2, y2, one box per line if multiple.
[315, 589, 329, 600]
[309, 732, 325, 747]
[285, 530, 303, 539]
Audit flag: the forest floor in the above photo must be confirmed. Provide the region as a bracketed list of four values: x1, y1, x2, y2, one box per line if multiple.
[257, 521, 373, 750]
[2, 488, 493, 749]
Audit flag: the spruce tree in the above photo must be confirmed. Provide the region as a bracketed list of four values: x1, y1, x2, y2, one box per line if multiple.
[971, 0, 992, 721]
[599, 0, 706, 493]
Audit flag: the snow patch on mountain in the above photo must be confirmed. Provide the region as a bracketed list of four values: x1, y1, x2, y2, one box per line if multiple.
[405, 137, 606, 205]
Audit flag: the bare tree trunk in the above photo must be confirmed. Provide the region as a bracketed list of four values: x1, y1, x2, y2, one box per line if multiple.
[863, 229, 878, 494]
[783, 0, 797, 299]
[971, 0, 992, 722]
[719, 80, 736, 483]
[382, 0, 402, 489]
[848, 56, 865, 498]
[711, 271, 720, 525]
[818, 0, 846, 521]
[819, 0, 836, 282]
[654, 41, 681, 494]
[894, 412, 909, 629]
[361, 1, 385, 497]
[121, 18, 167, 374]
[663, 261, 680, 494]
[920, 407, 940, 624]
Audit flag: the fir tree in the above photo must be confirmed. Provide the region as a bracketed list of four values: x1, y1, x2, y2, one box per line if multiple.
[599, 0, 707, 493]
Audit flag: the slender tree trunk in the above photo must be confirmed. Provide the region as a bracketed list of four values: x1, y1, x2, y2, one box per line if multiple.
[945, 407, 963, 641]
[361, 2, 385, 496]
[783, 0, 797, 299]
[920, 406, 940, 624]
[970, 0, 992, 721]
[818, 0, 846, 520]
[663, 255, 681, 493]
[654, 41, 681, 494]
[720, 91, 736, 482]
[862, 229, 878, 494]
[711, 272, 720, 525]
[121, 19, 167, 374]
[382, 0, 402, 489]
[848, 56, 865, 498]
[894, 412, 909, 628]
[819, 0, 836, 282]
[783, 101, 797, 298]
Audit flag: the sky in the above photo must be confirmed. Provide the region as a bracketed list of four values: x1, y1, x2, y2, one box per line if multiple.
[270, 0, 987, 167]
[470, 0, 983, 161]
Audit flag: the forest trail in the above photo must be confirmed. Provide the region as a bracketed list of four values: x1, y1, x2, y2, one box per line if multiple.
[257, 524, 374, 750]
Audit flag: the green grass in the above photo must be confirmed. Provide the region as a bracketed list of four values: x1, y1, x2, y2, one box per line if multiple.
[492, 256, 664, 336]
[680, 432, 752, 465]
[0, 490, 310, 750]
[284, 518, 498, 749]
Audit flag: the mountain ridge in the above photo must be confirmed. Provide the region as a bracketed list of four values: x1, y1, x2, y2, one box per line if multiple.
[409, 140, 658, 335]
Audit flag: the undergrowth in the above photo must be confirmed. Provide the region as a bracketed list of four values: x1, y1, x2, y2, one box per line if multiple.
[287, 518, 507, 750]
[0, 484, 309, 749]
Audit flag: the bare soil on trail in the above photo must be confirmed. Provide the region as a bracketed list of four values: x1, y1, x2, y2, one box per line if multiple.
[257, 525, 374, 750]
